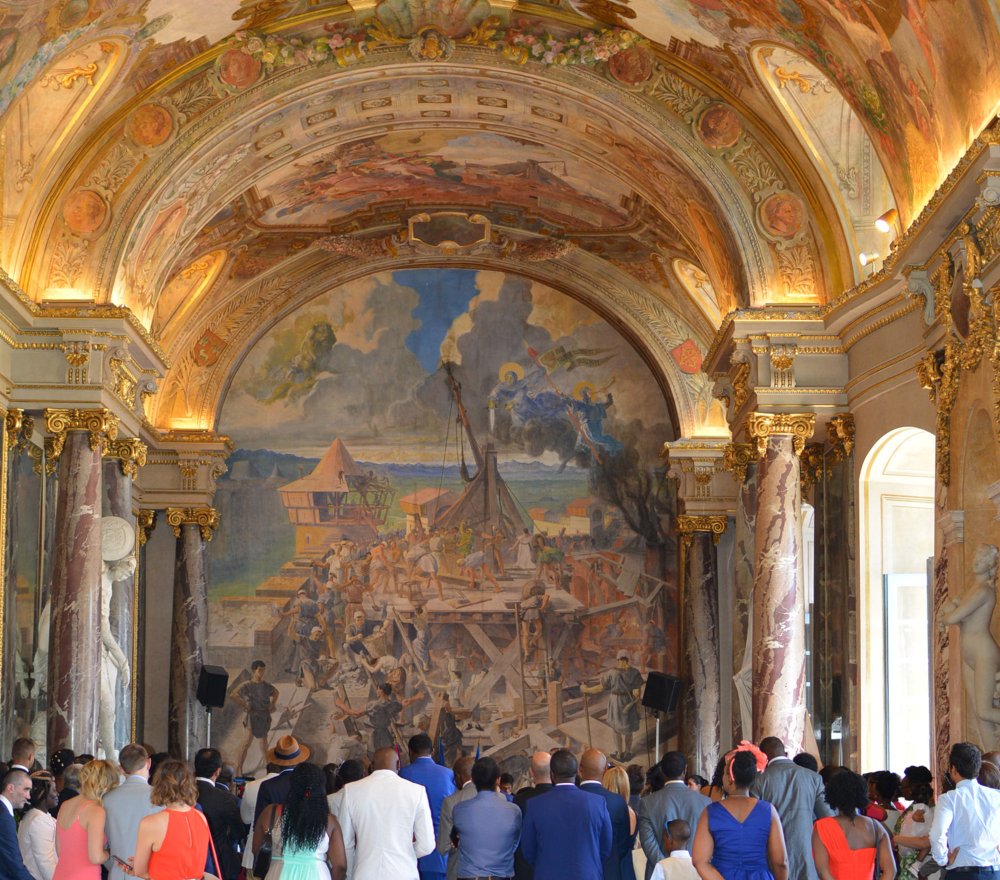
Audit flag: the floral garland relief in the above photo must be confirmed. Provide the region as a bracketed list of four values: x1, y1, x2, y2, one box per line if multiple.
[213, 19, 652, 91]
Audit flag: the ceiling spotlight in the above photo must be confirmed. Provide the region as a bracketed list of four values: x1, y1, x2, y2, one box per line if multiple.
[859, 252, 879, 267]
[875, 208, 899, 234]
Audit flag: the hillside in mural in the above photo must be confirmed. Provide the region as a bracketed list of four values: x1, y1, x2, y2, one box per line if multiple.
[208, 268, 678, 778]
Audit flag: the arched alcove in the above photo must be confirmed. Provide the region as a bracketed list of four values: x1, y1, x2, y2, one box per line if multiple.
[858, 427, 934, 771]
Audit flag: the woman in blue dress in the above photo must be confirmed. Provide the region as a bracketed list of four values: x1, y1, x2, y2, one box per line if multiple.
[692, 749, 789, 880]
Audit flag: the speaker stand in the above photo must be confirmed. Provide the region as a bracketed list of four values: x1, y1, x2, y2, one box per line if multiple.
[206, 707, 213, 748]
[654, 712, 661, 766]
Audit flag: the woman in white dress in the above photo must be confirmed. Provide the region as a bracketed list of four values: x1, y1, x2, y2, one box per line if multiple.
[18, 774, 59, 880]
[254, 763, 348, 880]
[514, 529, 534, 570]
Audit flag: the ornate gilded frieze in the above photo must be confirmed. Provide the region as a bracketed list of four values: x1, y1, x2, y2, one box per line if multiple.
[744, 412, 815, 458]
[43, 407, 119, 464]
[103, 436, 148, 479]
[165, 506, 220, 541]
[676, 514, 728, 545]
[722, 442, 753, 484]
[137, 509, 157, 546]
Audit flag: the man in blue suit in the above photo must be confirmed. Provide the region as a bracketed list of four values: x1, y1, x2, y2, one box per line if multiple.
[521, 749, 612, 880]
[579, 748, 632, 880]
[400, 732, 457, 880]
[0, 768, 34, 880]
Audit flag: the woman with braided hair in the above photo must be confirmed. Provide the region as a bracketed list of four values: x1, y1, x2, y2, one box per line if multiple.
[253, 763, 347, 880]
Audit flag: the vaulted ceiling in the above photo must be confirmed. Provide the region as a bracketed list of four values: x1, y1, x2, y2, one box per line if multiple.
[1, 0, 997, 434]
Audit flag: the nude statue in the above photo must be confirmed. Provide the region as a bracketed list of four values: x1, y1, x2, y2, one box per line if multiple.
[99, 517, 136, 761]
[941, 543, 1000, 743]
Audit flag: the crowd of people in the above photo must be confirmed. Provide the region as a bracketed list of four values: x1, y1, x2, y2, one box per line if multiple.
[1, 733, 998, 880]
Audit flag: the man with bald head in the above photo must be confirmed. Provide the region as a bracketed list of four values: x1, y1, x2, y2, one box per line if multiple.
[437, 756, 477, 880]
[514, 752, 553, 880]
[0, 768, 34, 880]
[521, 749, 611, 880]
[338, 746, 435, 880]
[579, 748, 632, 880]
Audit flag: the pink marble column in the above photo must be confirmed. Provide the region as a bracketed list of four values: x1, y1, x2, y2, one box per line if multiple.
[47, 430, 105, 753]
[749, 415, 813, 749]
[167, 509, 217, 758]
[679, 519, 724, 778]
[732, 458, 756, 743]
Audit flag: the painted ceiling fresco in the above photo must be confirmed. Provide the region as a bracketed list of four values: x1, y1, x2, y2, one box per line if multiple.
[0, 0, 997, 434]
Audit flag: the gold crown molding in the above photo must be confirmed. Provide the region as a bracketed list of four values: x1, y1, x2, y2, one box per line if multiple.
[744, 412, 815, 457]
[722, 442, 753, 484]
[676, 513, 728, 545]
[137, 509, 157, 546]
[156, 430, 234, 450]
[43, 407, 119, 464]
[4, 409, 31, 452]
[165, 506, 220, 541]
[103, 436, 148, 479]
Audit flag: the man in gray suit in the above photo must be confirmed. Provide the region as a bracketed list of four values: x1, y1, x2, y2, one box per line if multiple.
[751, 737, 832, 880]
[103, 744, 163, 880]
[436, 755, 476, 880]
[637, 752, 710, 880]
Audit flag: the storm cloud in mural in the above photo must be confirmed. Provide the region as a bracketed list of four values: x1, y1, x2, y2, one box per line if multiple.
[210, 268, 678, 775]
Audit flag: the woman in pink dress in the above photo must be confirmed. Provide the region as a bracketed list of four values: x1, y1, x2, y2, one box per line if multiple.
[52, 760, 119, 880]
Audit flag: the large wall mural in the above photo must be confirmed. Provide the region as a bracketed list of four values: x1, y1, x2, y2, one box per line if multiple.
[207, 268, 677, 775]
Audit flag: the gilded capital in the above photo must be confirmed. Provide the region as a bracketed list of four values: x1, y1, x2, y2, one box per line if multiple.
[744, 412, 815, 458]
[800, 443, 826, 493]
[103, 436, 148, 479]
[676, 514, 728, 544]
[5, 409, 32, 452]
[137, 509, 157, 546]
[722, 442, 753, 484]
[166, 506, 220, 542]
[44, 407, 119, 463]
[826, 413, 855, 460]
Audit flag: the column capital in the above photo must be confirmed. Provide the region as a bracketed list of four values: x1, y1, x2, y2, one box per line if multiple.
[4, 409, 32, 452]
[722, 442, 754, 484]
[676, 514, 728, 544]
[165, 506, 220, 541]
[800, 442, 826, 493]
[745, 412, 815, 458]
[103, 436, 148, 479]
[664, 438, 738, 514]
[826, 412, 855, 460]
[44, 407, 119, 463]
[137, 509, 157, 546]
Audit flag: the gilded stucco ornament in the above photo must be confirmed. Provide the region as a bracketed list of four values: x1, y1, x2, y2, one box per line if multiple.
[43, 407, 119, 464]
[137, 509, 157, 546]
[676, 513, 728, 545]
[4, 409, 31, 452]
[722, 442, 753, 484]
[744, 412, 815, 458]
[165, 506, 220, 541]
[103, 436, 148, 479]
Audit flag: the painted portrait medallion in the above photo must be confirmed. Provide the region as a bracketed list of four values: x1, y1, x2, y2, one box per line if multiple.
[759, 191, 804, 240]
[696, 103, 742, 149]
[218, 48, 263, 90]
[608, 45, 653, 85]
[127, 103, 174, 148]
[62, 188, 108, 236]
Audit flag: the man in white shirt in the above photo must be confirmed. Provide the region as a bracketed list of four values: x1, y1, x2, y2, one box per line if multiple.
[929, 742, 1000, 878]
[339, 747, 435, 880]
[240, 762, 280, 879]
[650, 821, 698, 880]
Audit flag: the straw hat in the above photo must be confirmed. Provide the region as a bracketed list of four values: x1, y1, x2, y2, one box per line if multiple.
[267, 735, 310, 766]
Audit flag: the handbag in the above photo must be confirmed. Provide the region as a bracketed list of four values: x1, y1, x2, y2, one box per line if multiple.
[252, 806, 280, 878]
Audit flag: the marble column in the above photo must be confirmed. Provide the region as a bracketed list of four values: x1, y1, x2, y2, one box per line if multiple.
[747, 413, 814, 749]
[101, 439, 147, 754]
[678, 515, 725, 778]
[45, 408, 118, 754]
[725, 443, 756, 743]
[134, 510, 156, 742]
[166, 507, 219, 759]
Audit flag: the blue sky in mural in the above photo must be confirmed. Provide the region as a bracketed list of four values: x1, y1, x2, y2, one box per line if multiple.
[396, 268, 479, 373]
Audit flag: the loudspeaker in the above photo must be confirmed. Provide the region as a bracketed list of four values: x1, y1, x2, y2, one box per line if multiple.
[197, 665, 229, 709]
[641, 672, 682, 713]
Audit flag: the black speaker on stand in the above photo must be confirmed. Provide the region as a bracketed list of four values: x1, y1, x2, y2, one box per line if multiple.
[642, 672, 683, 765]
[197, 665, 229, 747]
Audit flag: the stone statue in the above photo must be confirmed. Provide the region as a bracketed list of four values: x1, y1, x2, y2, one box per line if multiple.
[941, 543, 1000, 744]
[99, 516, 136, 761]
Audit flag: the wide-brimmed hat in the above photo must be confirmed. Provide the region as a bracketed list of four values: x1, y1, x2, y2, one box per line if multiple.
[267, 735, 310, 766]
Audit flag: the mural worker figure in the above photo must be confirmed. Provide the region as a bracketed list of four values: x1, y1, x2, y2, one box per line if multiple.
[318, 578, 345, 657]
[335, 683, 423, 752]
[461, 549, 502, 593]
[520, 580, 550, 663]
[483, 526, 506, 576]
[231, 660, 279, 776]
[280, 588, 322, 672]
[346, 611, 373, 662]
[582, 651, 644, 762]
